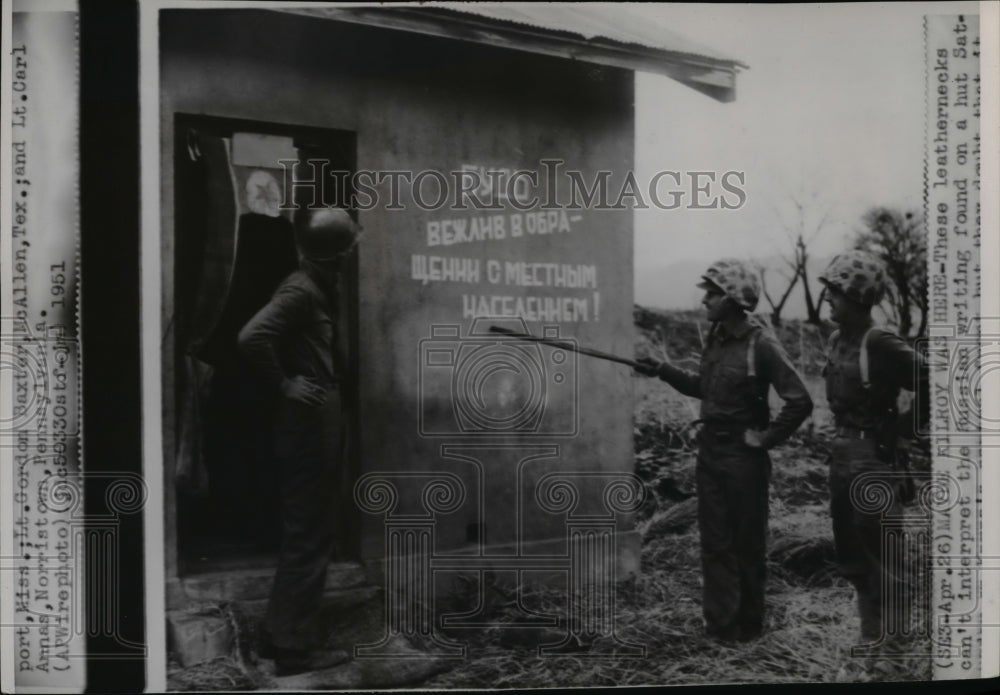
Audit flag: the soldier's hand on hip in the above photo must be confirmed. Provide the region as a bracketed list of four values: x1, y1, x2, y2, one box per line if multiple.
[744, 429, 766, 449]
[634, 356, 662, 378]
[282, 375, 327, 406]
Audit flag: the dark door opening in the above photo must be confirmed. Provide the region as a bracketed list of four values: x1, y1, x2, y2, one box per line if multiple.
[172, 114, 359, 575]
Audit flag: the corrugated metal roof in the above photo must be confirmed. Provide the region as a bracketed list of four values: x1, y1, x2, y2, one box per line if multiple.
[429, 3, 746, 68]
[278, 3, 745, 101]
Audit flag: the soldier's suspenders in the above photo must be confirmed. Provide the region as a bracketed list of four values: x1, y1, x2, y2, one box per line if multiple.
[709, 321, 770, 380]
[703, 322, 761, 379]
[828, 326, 877, 388]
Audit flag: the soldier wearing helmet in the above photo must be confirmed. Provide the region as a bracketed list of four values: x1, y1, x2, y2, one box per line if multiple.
[635, 258, 813, 642]
[238, 207, 359, 675]
[819, 250, 927, 658]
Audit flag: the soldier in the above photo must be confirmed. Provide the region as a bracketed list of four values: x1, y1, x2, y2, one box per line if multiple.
[238, 208, 358, 675]
[636, 259, 813, 642]
[818, 250, 925, 654]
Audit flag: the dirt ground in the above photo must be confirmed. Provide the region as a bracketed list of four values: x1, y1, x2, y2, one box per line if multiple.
[169, 307, 932, 689]
[423, 308, 932, 688]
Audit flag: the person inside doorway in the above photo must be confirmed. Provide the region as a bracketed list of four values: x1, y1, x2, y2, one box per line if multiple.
[238, 207, 359, 675]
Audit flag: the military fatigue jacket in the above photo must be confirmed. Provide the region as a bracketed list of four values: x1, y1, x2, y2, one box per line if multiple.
[823, 320, 927, 436]
[657, 318, 813, 449]
[238, 270, 340, 392]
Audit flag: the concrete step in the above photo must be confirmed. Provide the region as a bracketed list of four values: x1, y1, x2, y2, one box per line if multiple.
[170, 561, 367, 604]
[168, 584, 382, 669]
[167, 609, 235, 668]
[239, 584, 381, 622]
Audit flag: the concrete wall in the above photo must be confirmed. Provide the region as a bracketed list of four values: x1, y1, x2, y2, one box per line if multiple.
[160, 10, 636, 580]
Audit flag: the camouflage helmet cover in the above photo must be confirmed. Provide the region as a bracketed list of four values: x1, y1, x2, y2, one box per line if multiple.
[696, 258, 760, 311]
[818, 250, 887, 306]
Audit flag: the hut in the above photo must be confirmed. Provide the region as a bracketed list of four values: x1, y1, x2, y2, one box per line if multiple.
[158, 5, 744, 619]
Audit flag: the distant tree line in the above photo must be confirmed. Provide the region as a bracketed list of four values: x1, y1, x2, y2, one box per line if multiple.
[760, 203, 928, 339]
[855, 207, 928, 339]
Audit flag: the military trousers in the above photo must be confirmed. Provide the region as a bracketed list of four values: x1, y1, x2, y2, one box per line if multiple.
[696, 427, 771, 640]
[828, 435, 910, 643]
[265, 390, 343, 651]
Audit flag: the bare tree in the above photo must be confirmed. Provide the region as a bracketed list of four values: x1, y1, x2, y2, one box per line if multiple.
[793, 232, 825, 324]
[763, 192, 831, 325]
[855, 208, 928, 338]
[759, 264, 800, 326]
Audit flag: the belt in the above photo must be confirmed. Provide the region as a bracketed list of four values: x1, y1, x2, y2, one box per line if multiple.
[697, 421, 748, 442]
[834, 425, 878, 439]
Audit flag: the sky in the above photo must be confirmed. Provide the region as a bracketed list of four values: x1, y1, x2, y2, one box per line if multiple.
[627, 2, 979, 311]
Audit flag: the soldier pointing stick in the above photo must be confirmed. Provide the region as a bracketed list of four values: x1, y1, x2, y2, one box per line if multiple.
[634, 259, 813, 642]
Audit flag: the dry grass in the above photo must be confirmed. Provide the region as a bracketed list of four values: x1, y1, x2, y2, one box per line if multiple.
[169, 309, 932, 689]
[425, 310, 932, 689]
[167, 655, 258, 692]
[426, 519, 931, 688]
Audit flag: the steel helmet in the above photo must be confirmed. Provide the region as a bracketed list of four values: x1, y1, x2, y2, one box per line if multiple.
[818, 250, 887, 306]
[296, 208, 358, 261]
[696, 258, 760, 311]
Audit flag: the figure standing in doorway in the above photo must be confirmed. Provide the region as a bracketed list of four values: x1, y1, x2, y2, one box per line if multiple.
[238, 207, 358, 675]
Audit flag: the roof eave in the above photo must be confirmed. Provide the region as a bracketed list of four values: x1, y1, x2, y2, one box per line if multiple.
[277, 6, 743, 103]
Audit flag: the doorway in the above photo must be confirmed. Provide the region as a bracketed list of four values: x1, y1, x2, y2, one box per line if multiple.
[172, 114, 359, 575]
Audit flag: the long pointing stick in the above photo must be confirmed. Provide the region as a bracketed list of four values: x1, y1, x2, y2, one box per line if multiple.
[488, 325, 642, 369]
